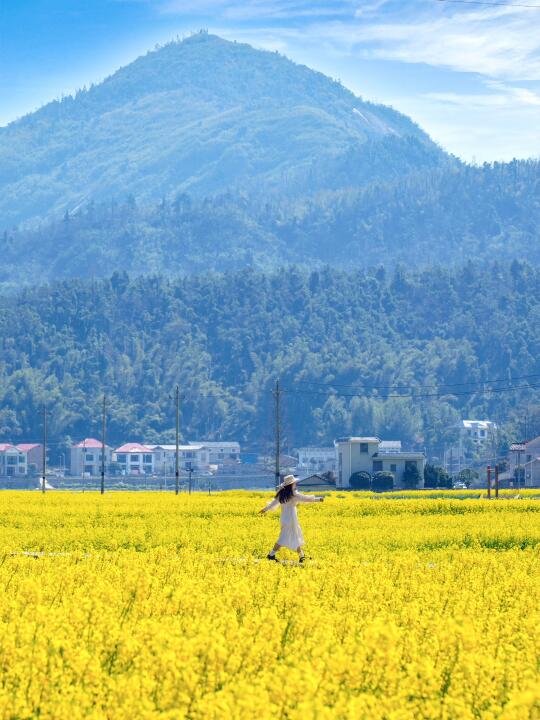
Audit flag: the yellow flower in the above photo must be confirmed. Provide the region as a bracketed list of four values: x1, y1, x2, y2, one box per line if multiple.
[0, 490, 539, 718]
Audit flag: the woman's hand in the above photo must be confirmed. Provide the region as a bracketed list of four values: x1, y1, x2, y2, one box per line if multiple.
[319, 497, 325, 502]
[259, 508, 266, 514]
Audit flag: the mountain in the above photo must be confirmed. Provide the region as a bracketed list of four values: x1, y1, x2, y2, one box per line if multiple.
[2, 158, 539, 288]
[0, 31, 444, 228]
[1, 264, 538, 452]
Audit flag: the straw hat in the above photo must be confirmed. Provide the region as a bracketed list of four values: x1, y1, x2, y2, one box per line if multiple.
[278, 474, 298, 490]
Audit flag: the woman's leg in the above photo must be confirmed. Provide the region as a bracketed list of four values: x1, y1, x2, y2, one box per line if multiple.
[297, 546, 305, 562]
[267, 542, 281, 559]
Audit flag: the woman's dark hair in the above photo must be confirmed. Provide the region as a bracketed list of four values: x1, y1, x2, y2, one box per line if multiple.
[275, 483, 295, 504]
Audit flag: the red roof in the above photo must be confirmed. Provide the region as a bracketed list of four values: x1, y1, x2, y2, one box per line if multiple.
[0, 443, 17, 452]
[115, 443, 153, 453]
[16, 443, 41, 452]
[73, 438, 107, 449]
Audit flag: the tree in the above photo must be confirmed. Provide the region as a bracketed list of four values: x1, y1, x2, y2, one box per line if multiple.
[457, 468, 479, 488]
[349, 471, 371, 490]
[424, 463, 451, 489]
[403, 461, 422, 489]
[372, 471, 394, 493]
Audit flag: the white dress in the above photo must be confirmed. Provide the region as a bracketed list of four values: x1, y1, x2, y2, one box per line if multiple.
[264, 491, 322, 550]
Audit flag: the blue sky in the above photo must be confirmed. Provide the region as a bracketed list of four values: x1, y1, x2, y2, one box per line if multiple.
[1, 0, 540, 161]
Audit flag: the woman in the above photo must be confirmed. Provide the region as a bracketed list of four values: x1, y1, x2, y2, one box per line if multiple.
[259, 474, 324, 563]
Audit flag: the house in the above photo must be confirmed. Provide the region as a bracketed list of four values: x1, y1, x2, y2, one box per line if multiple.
[297, 473, 335, 492]
[16, 444, 43, 475]
[258, 453, 298, 474]
[297, 447, 336, 473]
[70, 439, 113, 477]
[334, 437, 425, 490]
[0, 444, 27, 477]
[146, 445, 210, 474]
[189, 441, 240, 465]
[113, 443, 156, 475]
[509, 436, 540, 487]
[447, 420, 497, 469]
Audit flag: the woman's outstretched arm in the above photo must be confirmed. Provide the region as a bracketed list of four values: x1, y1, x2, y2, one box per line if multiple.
[259, 497, 280, 514]
[294, 493, 324, 503]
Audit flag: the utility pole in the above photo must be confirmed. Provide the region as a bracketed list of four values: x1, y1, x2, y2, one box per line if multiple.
[100, 394, 106, 495]
[175, 385, 180, 496]
[42, 406, 48, 494]
[274, 379, 281, 490]
[188, 461, 193, 495]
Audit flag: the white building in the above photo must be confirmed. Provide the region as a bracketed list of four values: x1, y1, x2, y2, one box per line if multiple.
[0, 444, 27, 477]
[509, 436, 540, 487]
[297, 447, 336, 473]
[189, 441, 240, 465]
[335, 437, 425, 490]
[16, 444, 42, 474]
[447, 420, 498, 469]
[70, 438, 112, 477]
[113, 443, 156, 475]
[146, 445, 210, 474]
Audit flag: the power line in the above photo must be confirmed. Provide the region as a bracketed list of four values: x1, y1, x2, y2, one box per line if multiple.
[282, 381, 540, 401]
[295, 371, 540, 392]
[437, 0, 540, 8]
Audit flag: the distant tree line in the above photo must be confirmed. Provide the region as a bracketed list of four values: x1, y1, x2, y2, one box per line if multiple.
[2, 159, 540, 290]
[0, 262, 539, 454]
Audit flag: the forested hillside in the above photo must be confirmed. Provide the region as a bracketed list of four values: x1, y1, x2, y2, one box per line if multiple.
[1, 263, 539, 455]
[0, 32, 440, 228]
[3, 32, 539, 287]
[2, 159, 539, 287]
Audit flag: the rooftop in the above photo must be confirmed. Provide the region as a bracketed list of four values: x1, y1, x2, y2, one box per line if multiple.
[147, 444, 205, 451]
[298, 447, 335, 452]
[379, 440, 401, 448]
[374, 451, 425, 459]
[335, 437, 380, 444]
[462, 420, 497, 429]
[16, 443, 41, 452]
[73, 438, 108, 449]
[511, 435, 540, 449]
[189, 441, 240, 448]
[115, 443, 154, 453]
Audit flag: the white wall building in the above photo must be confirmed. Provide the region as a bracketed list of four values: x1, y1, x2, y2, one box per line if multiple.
[0, 444, 27, 477]
[147, 445, 210, 474]
[70, 438, 112, 476]
[335, 437, 425, 490]
[448, 420, 497, 468]
[297, 447, 336, 473]
[16, 444, 42, 474]
[189, 441, 240, 465]
[509, 436, 540, 487]
[113, 443, 156, 475]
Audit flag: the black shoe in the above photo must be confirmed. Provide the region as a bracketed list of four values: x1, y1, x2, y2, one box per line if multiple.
[267, 554, 278, 561]
[299, 556, 306, 564]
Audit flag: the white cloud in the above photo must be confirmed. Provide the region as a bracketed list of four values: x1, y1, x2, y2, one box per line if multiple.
[302, 5, 540, 81]
[146, 0, 540, 82]
[160, 0, 353, 20]
[424, 83, 540, 109]
[115, 0, 540, 160]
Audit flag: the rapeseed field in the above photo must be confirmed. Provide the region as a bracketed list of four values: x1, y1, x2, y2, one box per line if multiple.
[1, 490, 540, 719]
